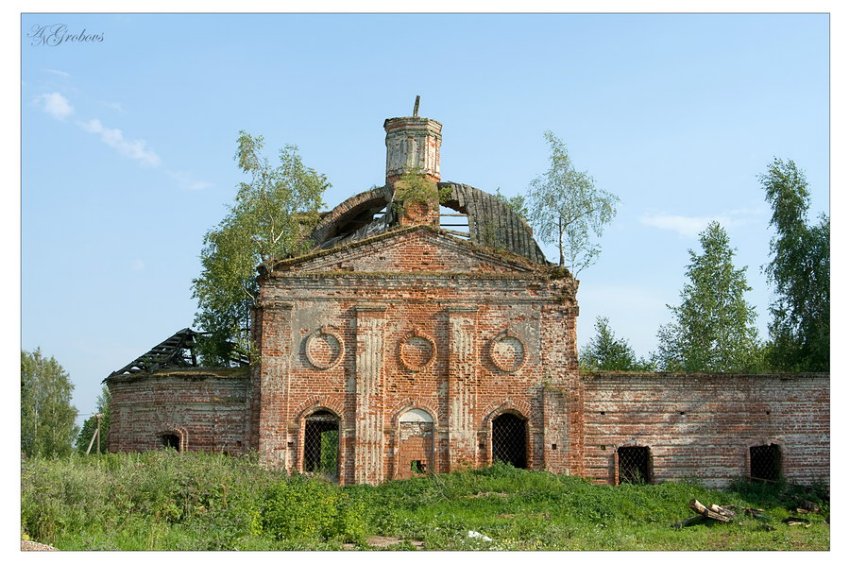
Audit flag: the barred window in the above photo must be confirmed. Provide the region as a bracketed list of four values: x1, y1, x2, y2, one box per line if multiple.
[750, 444, 782, 482]
[304, 410, 340, 480]
[617, 446, 651, 485]
[492, 413, 527, 469]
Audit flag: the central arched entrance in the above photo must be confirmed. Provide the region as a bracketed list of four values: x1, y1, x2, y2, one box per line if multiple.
[304, 410, 340, 480]
[491, 413, 527, 468]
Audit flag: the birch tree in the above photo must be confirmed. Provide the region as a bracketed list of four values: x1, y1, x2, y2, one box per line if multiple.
[192, 132, 329, 363]
[527, 131, 618, 273]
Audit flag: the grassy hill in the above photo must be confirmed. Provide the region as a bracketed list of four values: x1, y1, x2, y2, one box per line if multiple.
[21, 451, 829, 551]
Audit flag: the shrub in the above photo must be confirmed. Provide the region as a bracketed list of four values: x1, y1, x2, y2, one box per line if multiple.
[259, 476, 339, 541]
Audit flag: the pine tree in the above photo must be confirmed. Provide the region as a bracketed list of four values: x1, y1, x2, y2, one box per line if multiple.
[580, 316, 653, 371]
[654, 222, 763, 373]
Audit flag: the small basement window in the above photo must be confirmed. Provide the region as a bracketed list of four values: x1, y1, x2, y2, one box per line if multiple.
[750, 444, 782, 482]
[617, 446, 651, 485]
[161, 433, 181, 451]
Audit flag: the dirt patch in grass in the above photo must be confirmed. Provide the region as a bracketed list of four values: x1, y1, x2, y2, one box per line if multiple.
[21, 540, 57, 551]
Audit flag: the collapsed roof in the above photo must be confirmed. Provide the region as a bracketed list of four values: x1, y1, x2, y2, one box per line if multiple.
[108, 328, 249, 376]
[309, 181, 548, 265]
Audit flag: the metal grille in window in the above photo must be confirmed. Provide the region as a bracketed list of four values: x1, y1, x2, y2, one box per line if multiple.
[750, 444, 782, 482]
[618, 446, 650, 484]
[304, 411, 339, 480]
[492, 413, 527, 469]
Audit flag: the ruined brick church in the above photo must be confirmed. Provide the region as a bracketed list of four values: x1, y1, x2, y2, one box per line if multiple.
[105, 104, 829, 487]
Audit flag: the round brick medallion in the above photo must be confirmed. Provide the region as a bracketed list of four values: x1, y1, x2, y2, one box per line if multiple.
[305, 326, 344, 370]
[489, 332, 526, 373]
[399, 332, 435, 372]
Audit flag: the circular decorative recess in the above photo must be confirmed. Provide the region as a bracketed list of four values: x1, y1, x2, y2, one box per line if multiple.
[399, 332, 436, 372]
[489, 331, 526, 373]
[305, 326, 344, 370]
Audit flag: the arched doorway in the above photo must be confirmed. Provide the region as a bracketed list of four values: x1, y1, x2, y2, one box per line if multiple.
[491, 413, 527, 468]
[304, 410, 340, 480]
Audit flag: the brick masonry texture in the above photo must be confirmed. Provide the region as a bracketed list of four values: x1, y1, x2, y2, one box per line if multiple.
[580, 372, 829, 487]
[107, 370, 249, 454]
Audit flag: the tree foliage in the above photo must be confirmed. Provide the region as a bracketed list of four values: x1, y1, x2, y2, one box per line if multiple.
[192, 132, 329, 364]
[75, 386, 111, 454]
[527, 131, 618, 272]
[654, 222, 763, 373]
[580, 316, 654, 371]
[21, 349, 78, 457]
[761, 158, 829, 371]
[494, 187, 528, 220]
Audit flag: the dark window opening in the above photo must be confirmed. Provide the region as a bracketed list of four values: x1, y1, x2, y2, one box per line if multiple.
[618, 446, 650, 485]
[304, 410, 340, 480]
[161, 433, 180, 451]
[410, 460, 426, 474]
[492, 413, 527, 469]
[750, 444, 782, 482]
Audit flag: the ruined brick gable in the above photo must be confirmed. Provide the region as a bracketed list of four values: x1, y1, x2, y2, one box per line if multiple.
[272, 226, 542, 276]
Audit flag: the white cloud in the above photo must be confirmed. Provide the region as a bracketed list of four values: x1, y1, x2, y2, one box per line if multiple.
[44, 68, 71, 79]
[130, 259, 145, 271]
[640, 213, 718, 237]
[78, 118, 161, 167]
[34, 92, 74, 120]
[167, 170, 212, 191]
[639, 208, 766, 237]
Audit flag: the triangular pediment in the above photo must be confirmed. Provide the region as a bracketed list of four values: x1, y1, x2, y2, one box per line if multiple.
[270, 226, 546, 276]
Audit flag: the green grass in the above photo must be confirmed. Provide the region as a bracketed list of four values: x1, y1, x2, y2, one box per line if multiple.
[21, 452, 829, 551]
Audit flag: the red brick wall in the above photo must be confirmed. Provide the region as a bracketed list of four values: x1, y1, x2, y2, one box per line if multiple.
[581, 372, 829, 487]
[106, 370, 249, 454]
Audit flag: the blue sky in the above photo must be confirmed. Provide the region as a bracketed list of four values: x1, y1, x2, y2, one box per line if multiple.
[20, 12, 829, 423]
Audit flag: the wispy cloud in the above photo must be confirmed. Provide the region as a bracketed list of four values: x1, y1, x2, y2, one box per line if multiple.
[640, 214, 717, 237]
[34, 92, 74, 120]
[36, 92, 203, 188]
[44, 68, 71, 79]
[167, 170, 212, 191]
[640, 208, 767, 237]
[78, 118, 161, 167]
[130, 259, 145, 272]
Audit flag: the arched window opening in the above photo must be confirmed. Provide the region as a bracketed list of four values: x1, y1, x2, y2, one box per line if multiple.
[492, 413, 527, 469]
[161, 433, 181, 452]
[304, 410, 340, 480]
